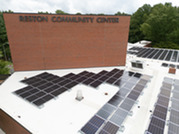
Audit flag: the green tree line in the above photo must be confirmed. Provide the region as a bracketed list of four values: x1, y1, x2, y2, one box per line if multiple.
[129, 3, 179, 49]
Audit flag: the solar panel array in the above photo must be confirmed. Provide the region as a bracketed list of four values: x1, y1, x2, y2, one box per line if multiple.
[128, 47, 179, 63]
[80, 72, 152, 134]
[13, 69, 126, 107]
[168, 78, 179, 134]
[145, 77, 179, 134]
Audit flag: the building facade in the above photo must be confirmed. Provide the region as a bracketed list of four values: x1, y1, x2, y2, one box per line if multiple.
[4, 13, 130, 71]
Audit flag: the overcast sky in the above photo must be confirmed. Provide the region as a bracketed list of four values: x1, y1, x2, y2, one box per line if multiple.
[1, 0, 179, 14]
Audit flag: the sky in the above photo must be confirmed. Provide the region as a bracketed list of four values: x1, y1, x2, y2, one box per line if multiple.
[0, 0, 179, 14]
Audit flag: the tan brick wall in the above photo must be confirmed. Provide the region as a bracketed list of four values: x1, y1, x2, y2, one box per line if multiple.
[4, 13, 130, 71]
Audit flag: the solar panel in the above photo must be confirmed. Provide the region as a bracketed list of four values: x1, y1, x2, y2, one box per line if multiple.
[109, 108, 128, 126]
[110, 73, 121, 79]
[141, 74, 152, 81]
[91, 74, 103, 79]
[52, 77, 66, 83]
[88, 115, 105, 128]
[147, 116, 165, 134]
[119, 72, 133, 81]
[63, 73, 76, 79]
[58, 79, 72, 86]
[69, 74, 81, 80]
[85, 72, 95, 78]
[156, 95, 170, 108]
[171, 98, 179, 111]
[168, 122, 179, 134]
[33, 91, 46, 98]
[26, 94, 40, 102]
[127, 90, 140, 101]
[97, 109, 111, 119]
[133, 84, 145, 93]
[128, 77, 139, 84]
[97, 70, 109, 76]
[98, 75, 109, 82]
[116, 87, 130, 97]
[89, 80, 103, 88]
[160, 88, 171, 98]
[174, 79, 179, 85]
[14, 86, 34, 95]
[50, 87, 67, 96]
[19, 91, 35, 98]
[138, 79, 148, 86]
[38, 82, 53, 90]
[123, 82, 135, 89]
[147, 49, 159, 58]
[105, 72, 115, 77]
[142, 49, 155, 58]
[169, 109, 179, 125]
[110, 68, 121, 74]
[114, 108, 128, 117]
[108, 95, 124, 107]
[102, 103, 116, 114]
[172, 92, 179, 100]
[80, 116, 105, 134]
[162, 82, 172, 90]
[44, 85, 60, 93]
[165, 50, 173, 61]
[78, 71, 90, 77]
[173, 86, 179, 94]
[35, 72, 49, 78]
[46, 75, 59, 81]
[32, 98, 46, 106]
[137, 48, 149, 57]
[113, 79, 126, 87]
[164, 77, 173, 84]
[119, 98, 135, 112]
[109, 113, 125, 126]
[38, 73, 52, 79]
[106, 77, 118, 84]
[159, 50, 168, 60]
[75, 76, 87, 83]
[153, 104, 168, 121]
[82, 78, 95, 85]
[153, 50, 164, 59]
[64, 81, 78, 89]
[22, 77, 41, 85]
[81, 122, 98, 134]
[99, 121, 120, 134]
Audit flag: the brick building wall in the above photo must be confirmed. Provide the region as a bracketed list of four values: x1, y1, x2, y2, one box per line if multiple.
[3, 13, 130, 71]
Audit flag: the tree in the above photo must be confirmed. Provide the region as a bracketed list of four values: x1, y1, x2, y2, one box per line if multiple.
[0, 50, 10, 74]
[55, 10, 68, 14]
[129, 4, 152, 43]
[38, 11, 49, 14]
[76, 12, 82, 15]
[115, 11, 129, 16]
[0, 11, 12, 61]
[140, 3, 179, 49]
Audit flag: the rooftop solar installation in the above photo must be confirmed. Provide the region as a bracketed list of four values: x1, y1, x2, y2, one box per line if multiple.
[80, 71, 152, 134]
[14, 69, 125, 107]
[127, 46, 179, 63]
[1, 44, 179, 134]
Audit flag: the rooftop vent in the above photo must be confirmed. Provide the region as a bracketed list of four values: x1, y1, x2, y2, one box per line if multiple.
[131, 60, 143, 69]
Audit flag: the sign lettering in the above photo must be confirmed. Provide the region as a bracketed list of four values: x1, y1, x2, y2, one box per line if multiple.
[19, 16, 119, 23]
